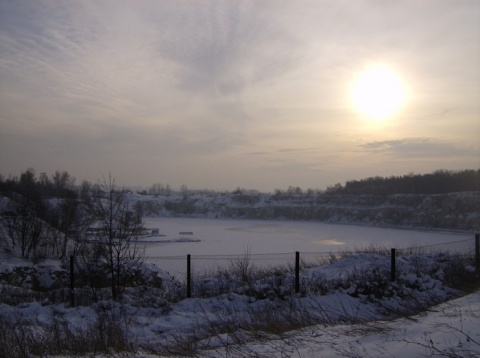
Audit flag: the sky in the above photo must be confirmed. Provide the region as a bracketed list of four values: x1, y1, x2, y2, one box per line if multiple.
[1, 0, 479, 192]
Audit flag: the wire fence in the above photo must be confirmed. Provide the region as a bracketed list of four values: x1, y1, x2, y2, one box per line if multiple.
[144, 235, 479, 298]
[394, 237, 478, 286]
[397, 236, 475, 256]
[0, 234, 478, 305]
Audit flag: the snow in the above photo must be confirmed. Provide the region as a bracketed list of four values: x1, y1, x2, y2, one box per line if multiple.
[141, 217, 471, 256]
[219, 290, 480, 357]
[131, 191, 480, 232]
[0, 217, 478, 356]
[1, 285, 478, 356]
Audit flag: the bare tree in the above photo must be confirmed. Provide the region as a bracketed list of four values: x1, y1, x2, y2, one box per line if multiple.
[79, 180, 92, 205]
[1, 198, 47, 259]
[180, 184, 189, 197]
[89, 174, 144, 300]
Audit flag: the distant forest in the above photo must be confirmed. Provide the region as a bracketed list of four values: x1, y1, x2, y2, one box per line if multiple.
[1, 168, 479, 231]
[325, 169, 480, 196]
[0, 169, 78, 202]
[0, 168, 479, 198]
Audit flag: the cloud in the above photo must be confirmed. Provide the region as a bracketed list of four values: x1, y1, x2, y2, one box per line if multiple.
[0, 2, 301, 144]
[359, 138, 478, 159]
[277, 147, 322, 154]
[0, 0, 478, 191]
[148, 2, 305, 96]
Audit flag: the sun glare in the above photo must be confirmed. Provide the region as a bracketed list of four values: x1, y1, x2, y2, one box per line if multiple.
[350, 64, 407, 121]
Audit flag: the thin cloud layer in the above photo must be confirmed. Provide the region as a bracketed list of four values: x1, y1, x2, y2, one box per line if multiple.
[360, 138, 476, 159]
[0, 0, 478, 191]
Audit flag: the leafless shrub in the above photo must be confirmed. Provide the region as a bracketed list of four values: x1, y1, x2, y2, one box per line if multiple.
[377, 289, 448, 320]
[0, 284, 40, 305]
[229, 245, 256, 284]
[442, 254, 479, 292]
[303, 273, 338, 296]
[139, 315, 211, 358]
[0, 306, 135, 357]
[0, 319, 37, 358]
[339, 245, 391, 258]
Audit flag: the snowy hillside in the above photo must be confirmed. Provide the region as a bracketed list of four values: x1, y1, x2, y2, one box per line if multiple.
[131, 190, 480, 231]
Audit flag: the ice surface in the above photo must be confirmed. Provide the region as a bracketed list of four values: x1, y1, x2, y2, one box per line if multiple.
[141, 217, 470, 256]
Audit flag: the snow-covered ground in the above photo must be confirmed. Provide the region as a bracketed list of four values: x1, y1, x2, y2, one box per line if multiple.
[203, 289, 480, 357]
[1, 248, 478, 357]
[1, 271, 478, 357]
[1, 218, 478, 357]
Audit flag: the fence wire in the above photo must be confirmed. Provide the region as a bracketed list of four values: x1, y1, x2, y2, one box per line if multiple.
[1, 236, 478, 303]
[397, 237, 475, 256]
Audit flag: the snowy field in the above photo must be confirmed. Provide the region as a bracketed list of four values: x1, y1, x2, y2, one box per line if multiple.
[200, 289, 480, 357]
[2, 254, 478, 357]
[141, 217, 471, 256]
[1, 218, 478, 357]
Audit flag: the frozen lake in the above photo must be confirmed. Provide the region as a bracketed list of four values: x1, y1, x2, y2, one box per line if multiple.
[141, 217, 471, 256]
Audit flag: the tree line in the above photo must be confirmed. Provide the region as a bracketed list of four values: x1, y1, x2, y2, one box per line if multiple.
[325, 169, 480, 196]
[0, 169, 144, 300]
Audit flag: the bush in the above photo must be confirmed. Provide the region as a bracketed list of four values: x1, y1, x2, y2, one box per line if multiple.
[0, 305, 134, 357]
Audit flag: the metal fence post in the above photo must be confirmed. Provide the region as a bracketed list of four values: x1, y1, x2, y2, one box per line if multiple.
[390, 248, 396, 282]
[187, 254, 191, 298]
[69, 255, 75, 307]
[475, 234, 480, 274]
[295, 251, 300, 294]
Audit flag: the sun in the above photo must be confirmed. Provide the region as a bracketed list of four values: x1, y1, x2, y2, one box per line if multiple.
[350, 64, 407, 121]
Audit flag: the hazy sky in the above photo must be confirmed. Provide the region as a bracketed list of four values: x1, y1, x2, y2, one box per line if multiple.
[1, 0, 479, 191]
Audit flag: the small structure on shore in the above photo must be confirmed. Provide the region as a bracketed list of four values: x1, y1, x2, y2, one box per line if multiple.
[179, 231, 194, 239]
